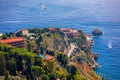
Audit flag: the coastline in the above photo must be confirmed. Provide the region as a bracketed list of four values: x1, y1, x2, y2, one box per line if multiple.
[0, 27, 102, 80]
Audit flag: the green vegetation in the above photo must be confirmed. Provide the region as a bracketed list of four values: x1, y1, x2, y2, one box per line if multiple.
[0, 28, 102, 80]
[0, 43, 88, 80]
[57, 53, 69, 67]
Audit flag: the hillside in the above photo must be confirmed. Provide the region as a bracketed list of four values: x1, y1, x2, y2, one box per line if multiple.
[0, 27, 102, 80]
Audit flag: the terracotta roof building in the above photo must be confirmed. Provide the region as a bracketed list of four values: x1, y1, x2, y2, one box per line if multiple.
[15, 29, 29, 37]
[0, 37, 26, 48]
[61, 28, 78, 38]
[20, 29, 29, 36]
[48, 27, 57, 33]
[44, 54, 55, 61]
[39, 54, 54, 61]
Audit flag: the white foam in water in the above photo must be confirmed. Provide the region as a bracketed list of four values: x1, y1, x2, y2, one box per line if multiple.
[98, 65, 102, 68]
[96, 65, 102, 68]
[108, 42, 112, 49]
[3, 21, 22, 23]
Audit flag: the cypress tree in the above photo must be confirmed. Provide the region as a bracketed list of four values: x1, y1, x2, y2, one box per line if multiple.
[0, 54, 6, 75]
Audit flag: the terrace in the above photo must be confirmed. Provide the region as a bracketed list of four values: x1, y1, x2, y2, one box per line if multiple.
[39, 54, 54, 61]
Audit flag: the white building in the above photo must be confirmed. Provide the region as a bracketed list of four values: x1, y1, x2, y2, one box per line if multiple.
[0, 32, 3, 37]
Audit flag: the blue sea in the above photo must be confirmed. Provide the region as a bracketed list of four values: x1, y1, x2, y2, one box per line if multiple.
[0, 0, 120, 80]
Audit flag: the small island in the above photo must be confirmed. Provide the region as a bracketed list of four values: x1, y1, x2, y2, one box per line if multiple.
[92, 29, 103, 36]
[0, 27, 102, 80]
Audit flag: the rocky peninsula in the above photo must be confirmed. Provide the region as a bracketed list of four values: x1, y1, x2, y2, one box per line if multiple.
[0, 27, 102, 80]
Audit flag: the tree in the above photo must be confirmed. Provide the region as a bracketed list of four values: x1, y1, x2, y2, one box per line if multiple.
[2, 34, 7, 39]
[7, 58, 17, 75]
[46, 50, 55, 56]
[45, 61, 55, 73]
[16, 56, 23, 72]
[42, 75, 49, 80]
[31, 40, 37, 50]
[9, 32, 14, 38]
[5, 70, 10, 80]
[32, 66, 45, 77]
[27, 40, 36, 52]
[26, 73, 31, 80]
[0, 53, 6, 75]
[34, 28, 41, 34]
[57, 53, 69, 67]
[68, 65, 77, 75]
[74, 74, 84, 80]
[22, 60, 26, 71]
[34, 56, 45, 67]
[26, 64, 34, 80]
[38, 35, 43, 42]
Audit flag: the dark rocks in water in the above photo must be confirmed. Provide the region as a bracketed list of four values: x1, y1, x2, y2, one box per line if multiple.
[93, 53, 99, 59]
[92, 29, 103, 35]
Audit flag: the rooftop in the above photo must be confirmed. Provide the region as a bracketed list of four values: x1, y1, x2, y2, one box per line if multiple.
[61, 28, 77, 33]
[39, 54, 54, 61]
[0, 37, 25, 43]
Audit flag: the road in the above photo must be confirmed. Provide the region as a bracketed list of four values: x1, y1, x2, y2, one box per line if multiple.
[67, 43, 76, 57]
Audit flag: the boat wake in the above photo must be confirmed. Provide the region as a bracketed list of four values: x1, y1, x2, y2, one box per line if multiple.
[2, 20, 22, 23]
[96, 65, 102, 68]
[108, 42, 112, 49]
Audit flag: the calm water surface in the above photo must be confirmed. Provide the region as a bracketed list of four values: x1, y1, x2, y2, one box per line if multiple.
[0, 0, 120, 80]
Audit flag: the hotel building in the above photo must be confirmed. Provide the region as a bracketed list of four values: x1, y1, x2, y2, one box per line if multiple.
[0, 37, 26, 48]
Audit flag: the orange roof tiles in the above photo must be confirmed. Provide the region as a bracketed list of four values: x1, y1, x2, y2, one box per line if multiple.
[44, 54, 54, 61]
[0, 37, 25, 43]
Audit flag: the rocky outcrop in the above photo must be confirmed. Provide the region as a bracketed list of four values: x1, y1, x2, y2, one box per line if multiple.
[92, 29, 103, 35]
[29, 28, 102, 80]
[93, 53, 99, 59]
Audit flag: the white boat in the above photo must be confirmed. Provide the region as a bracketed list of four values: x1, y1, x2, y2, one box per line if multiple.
[41, 3, 46, 10]
[108, 42, 112, 49]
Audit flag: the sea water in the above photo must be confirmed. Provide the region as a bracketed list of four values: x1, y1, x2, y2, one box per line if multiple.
[0, 0, 120, 80]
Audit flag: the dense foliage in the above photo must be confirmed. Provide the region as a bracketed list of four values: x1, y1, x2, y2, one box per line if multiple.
[0, 43, 87, 80]
[0, 28, 101, 80]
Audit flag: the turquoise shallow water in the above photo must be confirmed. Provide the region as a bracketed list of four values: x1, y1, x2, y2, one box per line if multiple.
[0, 0, 120, 80]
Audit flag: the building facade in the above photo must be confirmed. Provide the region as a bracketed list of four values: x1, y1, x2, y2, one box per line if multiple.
[15, 29, 29, 37]
[20, 29, 29, 36]
[0, 37, 26, 48]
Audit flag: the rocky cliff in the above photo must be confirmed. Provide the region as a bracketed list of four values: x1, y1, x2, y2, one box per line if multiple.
[28, 27, 102, 80]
